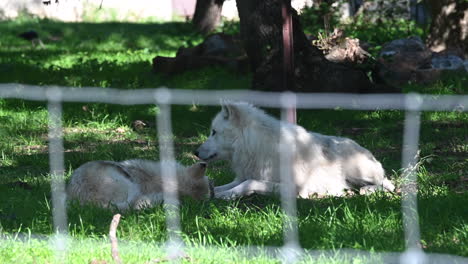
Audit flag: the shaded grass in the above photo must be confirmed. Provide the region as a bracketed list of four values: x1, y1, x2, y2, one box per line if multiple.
[0, 17, 467, 263]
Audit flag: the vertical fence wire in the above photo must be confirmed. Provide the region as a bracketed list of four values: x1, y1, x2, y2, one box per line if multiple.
[279, 92, 301, 263]
[400, 94, 426, 264]
[46, 87, 68, 262]
[154, 89, 185, 257]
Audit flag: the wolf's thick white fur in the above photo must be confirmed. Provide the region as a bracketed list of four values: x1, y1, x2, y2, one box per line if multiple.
[196, 102, 395, 199]
[67, 160, 211, 210]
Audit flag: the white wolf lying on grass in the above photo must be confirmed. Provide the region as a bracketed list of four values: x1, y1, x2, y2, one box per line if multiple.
[67, 160, 212, 210]
[195, 102, 395, 199]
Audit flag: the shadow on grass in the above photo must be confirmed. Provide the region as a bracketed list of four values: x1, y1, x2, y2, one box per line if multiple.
[1, 20, 203, 51]
[0, 19, 250, 90]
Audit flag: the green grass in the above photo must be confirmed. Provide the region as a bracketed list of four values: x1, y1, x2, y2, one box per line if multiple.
[2, 237, 413, 264]
[0, 17, 467, 263]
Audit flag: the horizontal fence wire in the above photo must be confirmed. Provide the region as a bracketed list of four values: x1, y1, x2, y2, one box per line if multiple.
[1, 83, 467, 264]
[0, 84, 467, 111]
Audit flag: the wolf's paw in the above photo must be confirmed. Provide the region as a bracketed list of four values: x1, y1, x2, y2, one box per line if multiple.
[359, 185, 384, 195]
[132, 197, 152, 210]
[215, 191, 240, 200]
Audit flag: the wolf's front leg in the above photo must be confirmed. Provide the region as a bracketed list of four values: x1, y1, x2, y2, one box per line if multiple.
[215, 180, 279, 200]
[132, 193, 164, 210]
[214, 179, 244, 193]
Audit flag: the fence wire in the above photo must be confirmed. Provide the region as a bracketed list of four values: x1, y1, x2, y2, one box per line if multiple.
[1, 84, 467, 263]
[46, 87, 69, 263]
[154, 89, 185, 258]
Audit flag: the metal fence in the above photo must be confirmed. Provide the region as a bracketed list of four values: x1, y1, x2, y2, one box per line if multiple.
[1, 83, 467, 263]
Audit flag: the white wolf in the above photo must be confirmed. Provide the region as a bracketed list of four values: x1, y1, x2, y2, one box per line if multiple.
[195, 102, 395, 199]
[67, 160, 212, 210]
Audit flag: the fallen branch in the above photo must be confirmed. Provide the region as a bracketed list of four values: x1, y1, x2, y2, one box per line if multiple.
[109, 214, 122, 264]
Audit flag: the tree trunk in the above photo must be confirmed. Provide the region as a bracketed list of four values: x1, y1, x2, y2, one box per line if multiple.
[192, 0, 225, 34]
[235, 0, 387, 93]
[426, 0, 468, 57]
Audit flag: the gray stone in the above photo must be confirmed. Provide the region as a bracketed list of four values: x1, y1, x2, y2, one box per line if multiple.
[380, 36, 426, 57]
[432, 55, 465, 71]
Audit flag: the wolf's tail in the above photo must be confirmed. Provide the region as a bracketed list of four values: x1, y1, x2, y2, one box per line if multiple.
[382, 178, 395, 192]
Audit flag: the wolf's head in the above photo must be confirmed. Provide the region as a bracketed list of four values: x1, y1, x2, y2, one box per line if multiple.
[180, 162, 214, 200]
[195, 102, 252, 162]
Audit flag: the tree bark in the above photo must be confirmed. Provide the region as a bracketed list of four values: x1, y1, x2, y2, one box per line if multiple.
[426, 0, 468, 57]
[235, 0, 387, 93]
[192, 0, 225, 34]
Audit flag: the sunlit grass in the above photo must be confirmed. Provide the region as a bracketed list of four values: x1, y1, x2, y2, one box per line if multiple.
[2, 237, 409, 264]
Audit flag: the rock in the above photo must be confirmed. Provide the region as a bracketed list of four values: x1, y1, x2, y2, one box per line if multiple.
[202, 34, 232, 56]
[152, 33, 248, 75]
[377, 36, 467, 86]
[431, 55, 465, 71]
[18, 30, 39, 41]
[311, 28, 399, 93]
[378, 49, 434, 85]
[379, 36, 426, 56]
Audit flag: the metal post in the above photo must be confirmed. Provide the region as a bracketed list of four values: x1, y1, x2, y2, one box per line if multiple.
[281, 0, 296, 124]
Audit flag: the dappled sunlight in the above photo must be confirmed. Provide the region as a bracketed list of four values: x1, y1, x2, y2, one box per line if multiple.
[1, 20, 199, 50]
[0, 19, 249, 90]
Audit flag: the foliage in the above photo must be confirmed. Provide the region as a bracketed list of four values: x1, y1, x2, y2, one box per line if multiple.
[344, 17, 425, 47]
[0, 16, 467, 263]
[299, 0, 427, 56]
[299, 0, 342, 35]
[217, 19, 241, 35]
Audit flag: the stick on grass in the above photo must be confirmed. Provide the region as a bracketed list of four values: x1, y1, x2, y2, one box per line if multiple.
[109, 214, 122, 264]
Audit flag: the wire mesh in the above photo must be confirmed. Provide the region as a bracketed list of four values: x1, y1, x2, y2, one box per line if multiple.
[1, 84, 467, 263]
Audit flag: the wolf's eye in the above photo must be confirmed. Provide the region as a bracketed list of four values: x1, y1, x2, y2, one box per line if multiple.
[211, 129, 216, 136]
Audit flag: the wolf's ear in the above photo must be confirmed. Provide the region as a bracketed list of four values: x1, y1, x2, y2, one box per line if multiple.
[221, 102, 242, 124]
[188, 162, 207, 179]
[220, 100, 231, 119]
